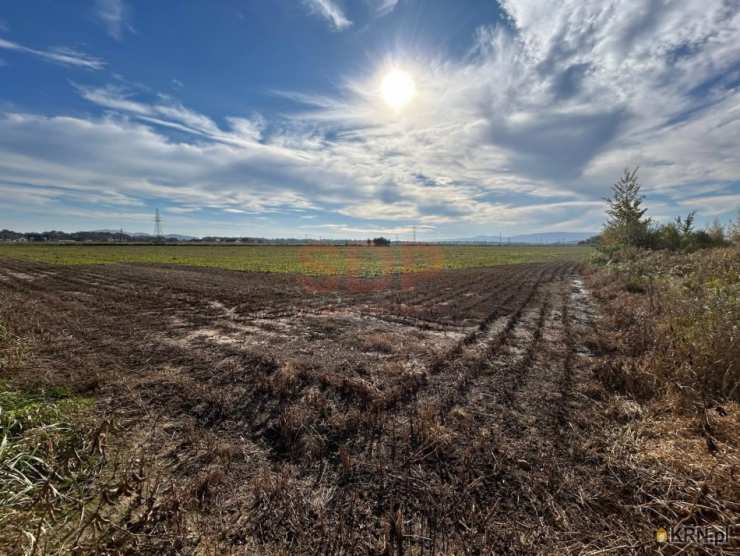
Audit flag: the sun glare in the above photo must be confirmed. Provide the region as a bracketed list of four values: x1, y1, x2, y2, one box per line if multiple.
[381, 69, 416, 110]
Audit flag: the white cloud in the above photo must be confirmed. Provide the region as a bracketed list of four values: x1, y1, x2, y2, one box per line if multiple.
[2, 0, 740, 236]
[77, 84, 267, 147]
[678, 194, 740, 217]
[306, 223, 430, 235]
[0, 112, 331, 216]
[303, 0, 352, 30]
[164, 206, 200, 214]
[373, 0, 399, 17]
[94, 0, 129, 40]
[0, 38, 104, 69]
[278, 0, 740, 228]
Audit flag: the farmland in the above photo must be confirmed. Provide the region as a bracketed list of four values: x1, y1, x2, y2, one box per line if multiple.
[0, 246, 736, 554]
[0, 243, 591, 275]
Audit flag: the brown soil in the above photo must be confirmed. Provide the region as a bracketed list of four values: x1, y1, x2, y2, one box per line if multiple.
[0, 259, 734, 554]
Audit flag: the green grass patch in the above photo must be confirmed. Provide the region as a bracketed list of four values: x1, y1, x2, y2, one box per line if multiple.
[0, 244, 592, 276]
[0, 381, 102, 554]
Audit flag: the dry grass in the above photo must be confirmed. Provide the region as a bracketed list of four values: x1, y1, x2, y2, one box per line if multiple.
[0, 321, 28, 372]
[2, 255, 738, 553]
[361, 333, 397, 354]
[0, 298, 177, 554]
[0, 381, 148, 554]
[588, 246, 739, 406]
[585, 246, 740, 553]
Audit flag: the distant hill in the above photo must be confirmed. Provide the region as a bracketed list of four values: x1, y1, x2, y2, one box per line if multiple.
[138, 233, 197, 241]
[90, 230, 197, 240]
[448, 232, 596, 244]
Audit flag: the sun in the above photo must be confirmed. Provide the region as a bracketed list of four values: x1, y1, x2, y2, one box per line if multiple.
[381, 69, 416, 110]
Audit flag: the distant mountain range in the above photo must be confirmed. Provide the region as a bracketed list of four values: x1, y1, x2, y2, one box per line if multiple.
[447, 232, 596, 244]
[91, 230, 196, 240]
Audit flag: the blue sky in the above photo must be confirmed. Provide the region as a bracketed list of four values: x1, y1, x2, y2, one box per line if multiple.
[1, 0, 739, 239]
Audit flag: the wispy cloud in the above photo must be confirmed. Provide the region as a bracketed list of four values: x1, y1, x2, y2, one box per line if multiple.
[94, 0, 129, 41]
[278, 0, 740, 228]
[76, 84, 269, 147]
[1, 0, 739, 237]
[373, 0, 399, 17]
[303, 0, 352, 31]
[0, 111, 322, 217]
[0, 37, 105, 69]
[305, 223, 431, 235]
[678, 194, 740, 216]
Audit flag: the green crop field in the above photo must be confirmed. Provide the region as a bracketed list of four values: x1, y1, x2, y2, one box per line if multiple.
[0, 244, 591, 276]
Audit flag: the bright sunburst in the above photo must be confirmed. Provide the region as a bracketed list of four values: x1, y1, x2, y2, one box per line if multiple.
[381, 69, 416, 110]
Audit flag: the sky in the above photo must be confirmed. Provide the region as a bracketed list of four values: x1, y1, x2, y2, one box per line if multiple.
[1, 0, 739, 240]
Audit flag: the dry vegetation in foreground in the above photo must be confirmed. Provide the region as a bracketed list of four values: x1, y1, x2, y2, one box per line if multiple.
[0, 296, 150, 554]
[585, 246, 740, 552]
[0, 249, 738, 554]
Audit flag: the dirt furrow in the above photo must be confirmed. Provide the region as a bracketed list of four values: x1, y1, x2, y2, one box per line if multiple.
[1, 257, 611, 554]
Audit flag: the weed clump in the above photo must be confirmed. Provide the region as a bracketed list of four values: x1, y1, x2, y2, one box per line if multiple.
[0, 321, 28, 372]
[0, 384, 100, 553]
[589, 247, 740, 406]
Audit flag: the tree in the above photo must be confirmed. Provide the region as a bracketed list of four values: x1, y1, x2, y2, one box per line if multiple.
[705, 218, 725, 245]
[729, 212, 740, 247]
[675, 211, 696, 237]
[372, 237, 391, 247]
[654, 222, 682, 251]
[601, 167, 652, 250]
[673, 211, 698, 249]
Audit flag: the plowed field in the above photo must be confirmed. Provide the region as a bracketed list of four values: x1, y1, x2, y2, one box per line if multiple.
[0, 258, 662, 554]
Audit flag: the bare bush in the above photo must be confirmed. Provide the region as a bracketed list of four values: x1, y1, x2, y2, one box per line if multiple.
[589, 247, 740, 406]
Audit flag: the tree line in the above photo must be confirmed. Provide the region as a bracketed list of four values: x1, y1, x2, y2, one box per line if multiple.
[596, 167, 738, 254]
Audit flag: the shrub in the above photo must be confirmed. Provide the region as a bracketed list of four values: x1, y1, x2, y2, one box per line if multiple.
[597, 170, 729, 254]
[590, 247, 739, 407]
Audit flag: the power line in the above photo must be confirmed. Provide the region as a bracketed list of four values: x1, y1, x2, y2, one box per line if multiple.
[154, 208, 163, 239]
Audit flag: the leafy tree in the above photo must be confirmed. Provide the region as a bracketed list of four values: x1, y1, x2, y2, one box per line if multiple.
[675, 211, 696, 237]
[599, 170, 731, 254]
[601, 167, 652, 250]
[654, 222, 682, 251]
